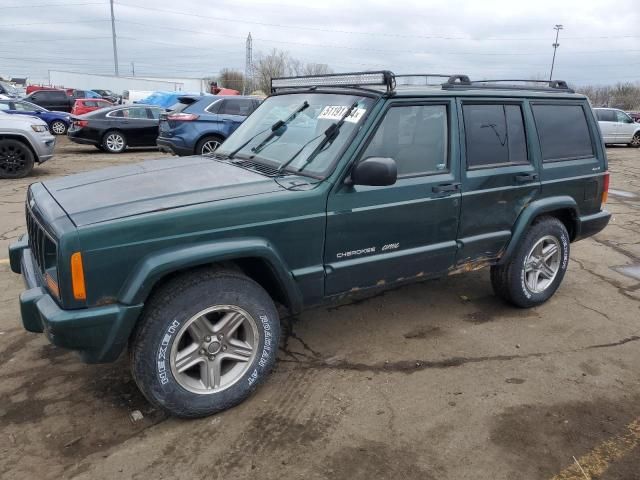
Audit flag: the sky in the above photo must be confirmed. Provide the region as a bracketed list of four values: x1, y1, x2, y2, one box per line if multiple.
[1, 0, 639, 86]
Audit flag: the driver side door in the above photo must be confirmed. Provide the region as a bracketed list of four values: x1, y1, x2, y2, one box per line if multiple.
[324, 100, 461, 296]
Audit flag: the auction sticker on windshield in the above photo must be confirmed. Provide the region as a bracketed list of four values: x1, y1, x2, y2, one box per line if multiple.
[318, 105, 366, 123]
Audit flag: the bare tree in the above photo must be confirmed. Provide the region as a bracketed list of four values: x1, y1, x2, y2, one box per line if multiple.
[252, 49, 334, 94]
[218, 69, 244, 92]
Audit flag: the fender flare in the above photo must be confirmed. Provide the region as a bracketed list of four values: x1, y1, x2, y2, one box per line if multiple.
[498, 196, 579, 265]
[117, 237, 303, 313]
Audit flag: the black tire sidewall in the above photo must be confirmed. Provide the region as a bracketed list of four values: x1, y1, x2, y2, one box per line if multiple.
[0, 139, 35, 179]
[102, 130, 126, 153]
[507, 218, 570, 308]
[132, 273, 280, 418]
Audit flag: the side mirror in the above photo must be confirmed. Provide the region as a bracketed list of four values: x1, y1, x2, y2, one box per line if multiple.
[350, 157, 397, 186]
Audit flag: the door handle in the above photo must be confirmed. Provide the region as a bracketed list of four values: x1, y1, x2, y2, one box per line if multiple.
[432, 183, 461, 194]
[515, 173, 538, 183]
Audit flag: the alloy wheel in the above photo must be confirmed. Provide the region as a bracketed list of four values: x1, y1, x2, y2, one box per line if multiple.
[170, 305, 259, 394]
[201, 140, 220, 155]
[0, 142, 28, 176]
[106, 133, 125, 152]
[523, 235, 561, 294]
[631, 134, 640, 147]
[51, 121, 66, 135]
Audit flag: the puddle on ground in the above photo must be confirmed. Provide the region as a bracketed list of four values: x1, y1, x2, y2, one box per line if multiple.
[608, 189, 638, 199]
[613, 264, 640, 281]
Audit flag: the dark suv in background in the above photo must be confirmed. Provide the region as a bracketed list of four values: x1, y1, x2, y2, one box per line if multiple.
[157, 95, 260, 155]
[10, 71, 610, 418]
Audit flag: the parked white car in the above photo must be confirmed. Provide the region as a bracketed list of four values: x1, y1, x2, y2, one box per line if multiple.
[594, 108, 640, 147]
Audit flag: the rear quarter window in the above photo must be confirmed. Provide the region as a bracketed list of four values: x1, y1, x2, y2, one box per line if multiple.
[531, 104, 594, 162]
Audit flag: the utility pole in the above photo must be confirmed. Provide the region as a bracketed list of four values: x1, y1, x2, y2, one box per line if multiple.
[131, 61, 135, 76]
[110, 0, 119, 76]
[244, 32, 252, 95]
[549, 24, 563, 82]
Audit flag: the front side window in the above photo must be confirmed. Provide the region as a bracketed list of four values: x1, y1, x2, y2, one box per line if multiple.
[0, 103, 10, 111]
[216, 93, 374, 177]
[532, 104, 594, 162]
[595, 110, 615, 122]
[463, 104, 528, 168]
[361, 104, 448, 177]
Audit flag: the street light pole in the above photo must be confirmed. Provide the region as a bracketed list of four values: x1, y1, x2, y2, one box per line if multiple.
[110, 0, 119, 76]
[549, 24, 563, 82]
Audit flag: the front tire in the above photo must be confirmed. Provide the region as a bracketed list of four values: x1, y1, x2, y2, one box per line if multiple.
[0, 139, 35, 179]
[102, 130, 127, 153]
[130, 268, 280, 418]
[628, 133, 640, 148]
[50, 120, 67, 135]
[491, 216, 570, 308]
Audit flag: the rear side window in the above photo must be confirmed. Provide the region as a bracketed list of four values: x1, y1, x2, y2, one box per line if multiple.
[83, 101, 98, 107]
[48, 91, 67, 101]
[463, 104, 528, 168]
[219, 99, 255, 116]
[532, 104, 594, 162]
[0, 103, 9, 111]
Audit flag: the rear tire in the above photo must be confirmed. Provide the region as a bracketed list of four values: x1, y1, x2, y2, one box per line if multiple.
[0, 139, 35, 179]
[196, 135, 223, 155]
[628, 133, 640, 148]
[130, 268, 280, 418]
[102, 130, 127, 153]
[491, 216, 570, 308]
[50, 120, 67, 135]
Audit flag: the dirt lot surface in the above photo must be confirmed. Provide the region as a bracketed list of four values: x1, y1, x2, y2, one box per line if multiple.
[1, 137, 639, 480]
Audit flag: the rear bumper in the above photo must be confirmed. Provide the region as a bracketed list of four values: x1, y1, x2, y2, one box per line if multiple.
[67, 131, 99, 146]
[10, 236, 143, 364]
[157, 137, 193, 156]
[576, 210, 611, 240]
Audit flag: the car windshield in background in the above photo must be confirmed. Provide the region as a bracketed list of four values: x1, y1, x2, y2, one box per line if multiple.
[216, 93, 373, 177]
[0, 82, 19, 96]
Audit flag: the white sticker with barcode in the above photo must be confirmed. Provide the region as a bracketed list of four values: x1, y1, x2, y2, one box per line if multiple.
[318, 105, 366, 123]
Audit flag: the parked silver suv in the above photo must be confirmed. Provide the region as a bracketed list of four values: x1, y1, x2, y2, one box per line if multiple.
[594, 107, 640, 147]
[0, 111, 55, 178]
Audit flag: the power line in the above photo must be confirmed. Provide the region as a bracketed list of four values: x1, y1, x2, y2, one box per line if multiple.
[3, 2, 105, 8]
[1, 20, 109, 27]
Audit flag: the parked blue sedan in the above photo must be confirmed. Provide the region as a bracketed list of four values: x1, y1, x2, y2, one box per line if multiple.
[0, 99, 72, 135]
[157, 96, 261, 156]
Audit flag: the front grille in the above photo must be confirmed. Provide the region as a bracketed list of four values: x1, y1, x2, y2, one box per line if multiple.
[25, 205, 57, 278]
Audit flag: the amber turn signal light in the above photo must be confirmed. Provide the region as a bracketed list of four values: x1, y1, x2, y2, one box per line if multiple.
[70, 252, 86, 300]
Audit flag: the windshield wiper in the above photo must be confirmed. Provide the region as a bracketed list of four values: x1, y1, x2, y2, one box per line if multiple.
[279, 101, 358, 175]
[251, 101, 309, 154]
[225, 101, 308, 160]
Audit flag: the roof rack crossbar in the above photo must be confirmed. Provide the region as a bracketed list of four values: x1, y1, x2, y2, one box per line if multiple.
[470, 79, 570, 89]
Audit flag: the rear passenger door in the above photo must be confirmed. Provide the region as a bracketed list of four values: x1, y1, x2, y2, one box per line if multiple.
[530, 101, 604, 218]
[324, 100, 461, 295]
[595, 109, 617, 143]
[615, 110, 637, 143]
[456, 100, 540, 265]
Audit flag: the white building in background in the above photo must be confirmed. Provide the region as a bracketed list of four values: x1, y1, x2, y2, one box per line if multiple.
[47, 70, 209, 93]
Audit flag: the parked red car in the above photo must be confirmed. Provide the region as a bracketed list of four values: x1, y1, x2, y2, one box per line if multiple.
[26, 85, 74, 96]
[71, 98, 113, 116]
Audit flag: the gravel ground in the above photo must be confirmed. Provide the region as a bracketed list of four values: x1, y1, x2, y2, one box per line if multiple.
[0, 137, 639, 480]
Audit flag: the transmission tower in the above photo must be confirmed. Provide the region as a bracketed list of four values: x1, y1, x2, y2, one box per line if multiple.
[244, 32, 253, 94]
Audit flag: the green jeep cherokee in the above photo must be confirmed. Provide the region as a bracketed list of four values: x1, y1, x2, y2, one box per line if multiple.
[9, 72, 611, 417]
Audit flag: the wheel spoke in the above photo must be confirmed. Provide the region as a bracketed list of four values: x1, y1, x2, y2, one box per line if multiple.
[174, 343, 203, 373]
[542, 244, 558, 261]
[539, 262, 556, 279]
[187, 316, 213, 341]
[222, 338, 253, 362]
[202, 357, 222, 389]
[215, 312, 245, 337]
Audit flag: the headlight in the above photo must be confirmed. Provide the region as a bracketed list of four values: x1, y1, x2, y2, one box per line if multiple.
[31, 124, 48, 133]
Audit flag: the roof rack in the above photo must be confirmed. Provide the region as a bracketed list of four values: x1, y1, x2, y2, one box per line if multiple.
[270, 71, 574, 94]
[442, 77, 574, 93]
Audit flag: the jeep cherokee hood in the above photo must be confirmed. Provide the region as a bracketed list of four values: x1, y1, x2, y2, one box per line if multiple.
[42, 156, 285, 226]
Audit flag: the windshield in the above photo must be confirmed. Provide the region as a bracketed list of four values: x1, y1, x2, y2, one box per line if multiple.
[216, 93, 374, 177]
[21, 101, 46, 112]
[0, 82, 18, 95]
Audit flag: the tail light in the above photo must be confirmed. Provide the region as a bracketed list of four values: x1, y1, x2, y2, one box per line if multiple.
[74, 120, 88, 128]
[167, 113, 199, 121]
[601, 171, 610, 206]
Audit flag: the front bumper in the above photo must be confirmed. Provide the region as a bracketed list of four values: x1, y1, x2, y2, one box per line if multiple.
[9, 236, 143, 363]
[34, 133, 56, 163]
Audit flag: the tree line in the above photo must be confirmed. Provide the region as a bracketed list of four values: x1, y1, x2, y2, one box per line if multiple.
[574, 83, 640, 111]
